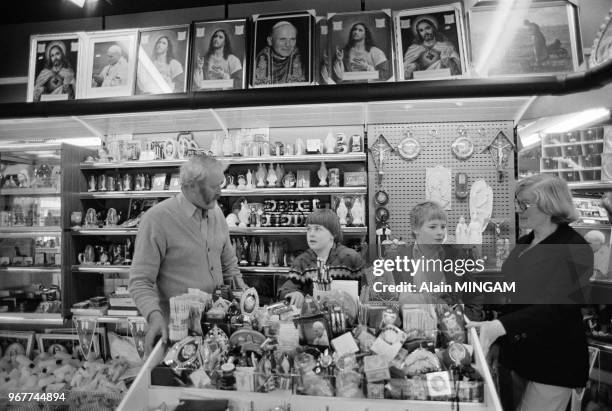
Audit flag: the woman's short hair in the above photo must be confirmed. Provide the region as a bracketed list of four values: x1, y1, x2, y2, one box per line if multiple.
[179, 155, 226, 187]
[516, 173, 578, 224]
[306, 208, 343, 243]
[410, 201, 447, 237]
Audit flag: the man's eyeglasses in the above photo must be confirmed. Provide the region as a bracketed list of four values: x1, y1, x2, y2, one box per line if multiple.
[514, 197, 536, 212]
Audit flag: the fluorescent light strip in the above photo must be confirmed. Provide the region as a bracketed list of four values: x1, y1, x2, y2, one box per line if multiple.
[543, 108, 610, 133]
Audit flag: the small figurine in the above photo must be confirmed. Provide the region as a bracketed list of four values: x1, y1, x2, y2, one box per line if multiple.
[266, 164, 277, 187]
[275, 164, 284, 187]
[237, 174, 247, 190]
[238, 200, 250, 228]
[318, 161, 328, 187]
[256, 164, 267, 188]
[296, 138, 305, 155]
[455, 216, 469, 244]
[336, 197, 348, 226]
[351, 197, 365, 226]
[324, 131, 336, 154]
[246, 169, 253, 189]
[226, 174, 237, 190]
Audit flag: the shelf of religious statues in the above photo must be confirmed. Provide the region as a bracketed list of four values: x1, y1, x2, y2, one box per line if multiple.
[79, 187, 367, 199]
[228, 227, 367, 236]
[80, 153, 367, 169]
[222, 187, 367, 197]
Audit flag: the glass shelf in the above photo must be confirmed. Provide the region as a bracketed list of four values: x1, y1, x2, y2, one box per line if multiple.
[0, 188, 60, 196]
[568, 182, 612, 190]
[0, 227, 62, 237]
[0, 312, 63, 325]
[71, 264, 290, 275]
[72, 228, 138, 235]
[0, 266, 61, 274]
[229, 226, 366, 235]
[80, 187, 367, 198]
[80, 153, 366, 169]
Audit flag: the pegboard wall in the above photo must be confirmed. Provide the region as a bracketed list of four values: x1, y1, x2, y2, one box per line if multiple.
[367, 121, 516, 265]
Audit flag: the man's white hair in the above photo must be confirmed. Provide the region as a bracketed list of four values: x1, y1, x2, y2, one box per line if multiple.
[179, 155, 226, 187]
[271, 20, 297, 35]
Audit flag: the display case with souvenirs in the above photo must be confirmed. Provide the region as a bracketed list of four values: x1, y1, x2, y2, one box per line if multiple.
[118, 286, 501, 410]
[70, 126, 368, 315]
[0, 143, 92, 324]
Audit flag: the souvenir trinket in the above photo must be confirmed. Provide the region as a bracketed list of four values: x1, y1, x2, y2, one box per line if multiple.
[397, 132, 421, 160]
[163, 336, 203, 370]
[482, 130, 515, 181]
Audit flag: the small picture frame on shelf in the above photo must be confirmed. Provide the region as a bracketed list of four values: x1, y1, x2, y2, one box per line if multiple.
[37, 333, 101, 359]
[191, 19, 247, 91]
[251, 11, 315, 88]
[169, 173, 181, 190]
[27, 33, 84, 102]
[394, 4, 467, 81]
[136, 25, 190, 94]
[80, 29, 138, 99]
[0, 331, 35, 358]
[573, 225, 612, 282]
[328, 10, 395, 83]
[296, 314, 331, 348]
[152, 173, 167, 191]
[468, 1, 582, 77]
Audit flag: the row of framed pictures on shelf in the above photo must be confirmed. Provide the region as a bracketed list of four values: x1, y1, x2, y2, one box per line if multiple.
[27, 1, 583, 101]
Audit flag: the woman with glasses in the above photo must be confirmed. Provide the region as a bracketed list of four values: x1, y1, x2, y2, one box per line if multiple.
[469, 173, 593, 411]
[277, 209, 365, 309]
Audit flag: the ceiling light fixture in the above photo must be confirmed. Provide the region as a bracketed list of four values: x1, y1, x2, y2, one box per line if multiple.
[68, 0, 86, 7]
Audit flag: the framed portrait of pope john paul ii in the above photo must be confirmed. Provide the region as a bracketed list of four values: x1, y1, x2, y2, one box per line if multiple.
[80, 29, 138, 99]
[468, 1, 582, 77]
[136, 25, 190, 94]
[27, 33, 85, 102]
[191, 19, 247, 91]
[394, 3, 468, 81]
[327, 10, 395, 84]
[250, 11, 315, 88]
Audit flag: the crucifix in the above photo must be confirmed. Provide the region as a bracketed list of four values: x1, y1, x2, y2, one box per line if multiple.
[368, 134, 394, 186]
[482, 131, 516, 181]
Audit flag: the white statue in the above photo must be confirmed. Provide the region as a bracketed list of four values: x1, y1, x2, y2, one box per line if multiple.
[324, 131, 336, 154]
[337, 197, 348, 226]
[455, 216, 469, 244]
[318, 161, 328, 186]
[238, 200, 250, 228]
[467, 218, 483, 245]
[351, 197, 365, 226]
[266, 164, 277, 187]
[256, 164, 266, 188]
[246, 169, 253, 189]
[226, 213, 239, 226]
[275, 164, 284, 187]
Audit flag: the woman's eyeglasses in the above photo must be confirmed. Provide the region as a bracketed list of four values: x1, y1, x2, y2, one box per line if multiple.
[514, 197, 535, 212]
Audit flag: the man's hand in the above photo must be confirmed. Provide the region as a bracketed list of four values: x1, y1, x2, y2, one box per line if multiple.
[145, 311, 168, 355]
[466, 320, 506, 358]
[285, 291, 304, 309]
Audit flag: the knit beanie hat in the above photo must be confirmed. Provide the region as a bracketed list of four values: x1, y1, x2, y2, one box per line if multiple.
[306, 208, 343, 243]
